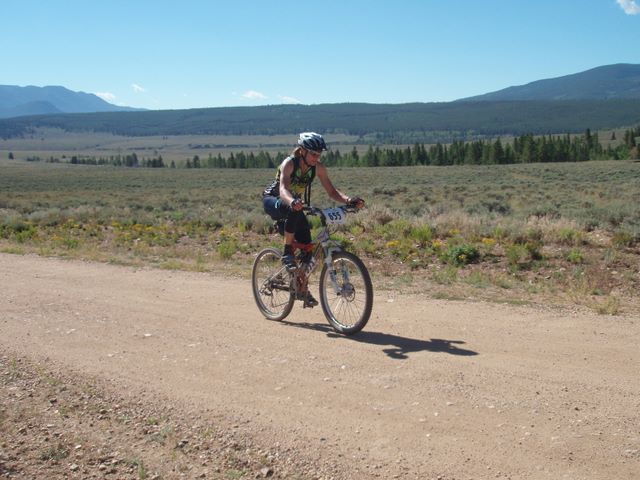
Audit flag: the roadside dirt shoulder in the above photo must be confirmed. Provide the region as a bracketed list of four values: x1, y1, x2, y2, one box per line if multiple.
[0, 354, 343, 479]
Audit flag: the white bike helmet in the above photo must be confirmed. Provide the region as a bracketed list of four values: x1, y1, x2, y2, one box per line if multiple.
[297, 132, 327, 152]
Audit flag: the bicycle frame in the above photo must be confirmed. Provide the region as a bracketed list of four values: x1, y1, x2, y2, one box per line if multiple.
[290, 206, 353, 299]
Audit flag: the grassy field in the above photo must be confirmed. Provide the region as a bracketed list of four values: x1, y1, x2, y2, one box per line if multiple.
[1, 158, 639, 315]
[0, 126, 629, 166]
[0, 128, 366, 165]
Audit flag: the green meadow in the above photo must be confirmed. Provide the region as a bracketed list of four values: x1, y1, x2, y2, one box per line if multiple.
[1, 159, 638, 315]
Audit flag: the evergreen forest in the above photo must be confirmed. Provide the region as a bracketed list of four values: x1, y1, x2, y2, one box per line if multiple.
[24, 126, 640, 169]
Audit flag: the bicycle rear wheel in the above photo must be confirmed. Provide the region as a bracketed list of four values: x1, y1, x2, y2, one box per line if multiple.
[319, 251, 373, 335]
[252, 248, 294, 321]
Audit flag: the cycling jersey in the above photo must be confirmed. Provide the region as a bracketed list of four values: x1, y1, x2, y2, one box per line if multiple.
[263, 155, 316, 204]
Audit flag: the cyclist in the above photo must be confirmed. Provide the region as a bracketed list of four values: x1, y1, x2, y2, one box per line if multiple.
[262, 132, 364, 306]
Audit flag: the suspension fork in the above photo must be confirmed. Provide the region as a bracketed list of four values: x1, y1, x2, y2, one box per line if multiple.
[323, 244, 346, 295]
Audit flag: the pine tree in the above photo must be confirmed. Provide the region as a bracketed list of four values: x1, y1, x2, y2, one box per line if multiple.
[350, 147, 359, 164]
[491, 138, 505, 164]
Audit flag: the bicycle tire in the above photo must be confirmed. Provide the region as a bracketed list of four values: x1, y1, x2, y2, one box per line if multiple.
[319, 251, 373, 335]
[252, 248, 295, 321]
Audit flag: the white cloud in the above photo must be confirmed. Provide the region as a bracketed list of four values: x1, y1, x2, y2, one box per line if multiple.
[242, 90, 267, 100]
[131, 83, 146, 93]
[95, 92, 116, 103]
[278, 95, 302, 104]
[617, 0, 640, 14]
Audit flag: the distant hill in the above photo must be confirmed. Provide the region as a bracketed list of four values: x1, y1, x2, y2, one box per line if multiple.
[2, 100, 640, 143]
[0, 85, 142, 119]
[2, 65, 640, 142]
[458, 64, 640, 101]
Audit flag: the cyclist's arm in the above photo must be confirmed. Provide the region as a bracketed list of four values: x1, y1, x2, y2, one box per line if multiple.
[278, 158, 299, 207]
[316, 163, 350, 204]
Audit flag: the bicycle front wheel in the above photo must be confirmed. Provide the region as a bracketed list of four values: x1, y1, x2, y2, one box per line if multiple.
[319, 251, 373, 335]
[252, 248, 294, 321]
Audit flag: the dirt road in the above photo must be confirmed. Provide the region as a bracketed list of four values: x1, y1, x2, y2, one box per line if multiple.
[1, 253, 638, 479]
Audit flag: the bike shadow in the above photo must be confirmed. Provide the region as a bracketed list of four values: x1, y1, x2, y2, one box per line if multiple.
[277, 320, 478, 359]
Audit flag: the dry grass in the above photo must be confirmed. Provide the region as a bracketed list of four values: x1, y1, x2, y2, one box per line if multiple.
[0, 158, 638, 315]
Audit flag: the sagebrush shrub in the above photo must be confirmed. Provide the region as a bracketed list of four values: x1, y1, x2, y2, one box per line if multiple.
[558, 227, 584, 246]
[566, 248, 584, 264]
[443, 244, 479, 266]
[409, 224, 434, 246]
[612, 230, 635, 248]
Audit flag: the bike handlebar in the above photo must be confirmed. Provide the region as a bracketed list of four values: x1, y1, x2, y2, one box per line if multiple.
[303, 203, 360, 216]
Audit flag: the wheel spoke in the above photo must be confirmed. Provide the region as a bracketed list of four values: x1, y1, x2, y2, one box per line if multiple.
[252, 249, 294, 321]
[319, 252, 373, 335]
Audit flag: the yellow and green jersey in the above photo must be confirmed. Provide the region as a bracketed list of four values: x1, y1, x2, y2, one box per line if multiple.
[263, 156, 316, 204]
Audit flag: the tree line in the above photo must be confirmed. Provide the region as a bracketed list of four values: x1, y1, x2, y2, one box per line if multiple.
[14, 126, 639, 169]
[21, 153, 174, 168]
[191, 127, 639, 169]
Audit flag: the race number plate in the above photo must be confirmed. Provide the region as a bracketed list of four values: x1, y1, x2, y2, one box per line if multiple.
[323, 208, 346, 225]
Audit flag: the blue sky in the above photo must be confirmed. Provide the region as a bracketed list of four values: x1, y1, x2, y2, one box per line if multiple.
[2, 1, 639, 110]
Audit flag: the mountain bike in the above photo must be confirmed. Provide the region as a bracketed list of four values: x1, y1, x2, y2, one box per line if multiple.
[252, 204, 373, 335]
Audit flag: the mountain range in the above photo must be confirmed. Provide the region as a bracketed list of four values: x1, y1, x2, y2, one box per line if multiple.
[1, 64, 639, 141]
[1, 64, 640, 120]
[0, 85, 142, 119]
[458, 63, 640, 101]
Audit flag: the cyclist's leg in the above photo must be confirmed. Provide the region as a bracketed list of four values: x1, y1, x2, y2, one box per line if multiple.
[263, 197, 286, 235]
[281, 210, 308, 270]
[263, 196, 286, 223]
[263, 196, 300, 270]
[293, 215, 311, 243]
[293, 218, 317, 306]
[293, 215, 312, 261]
